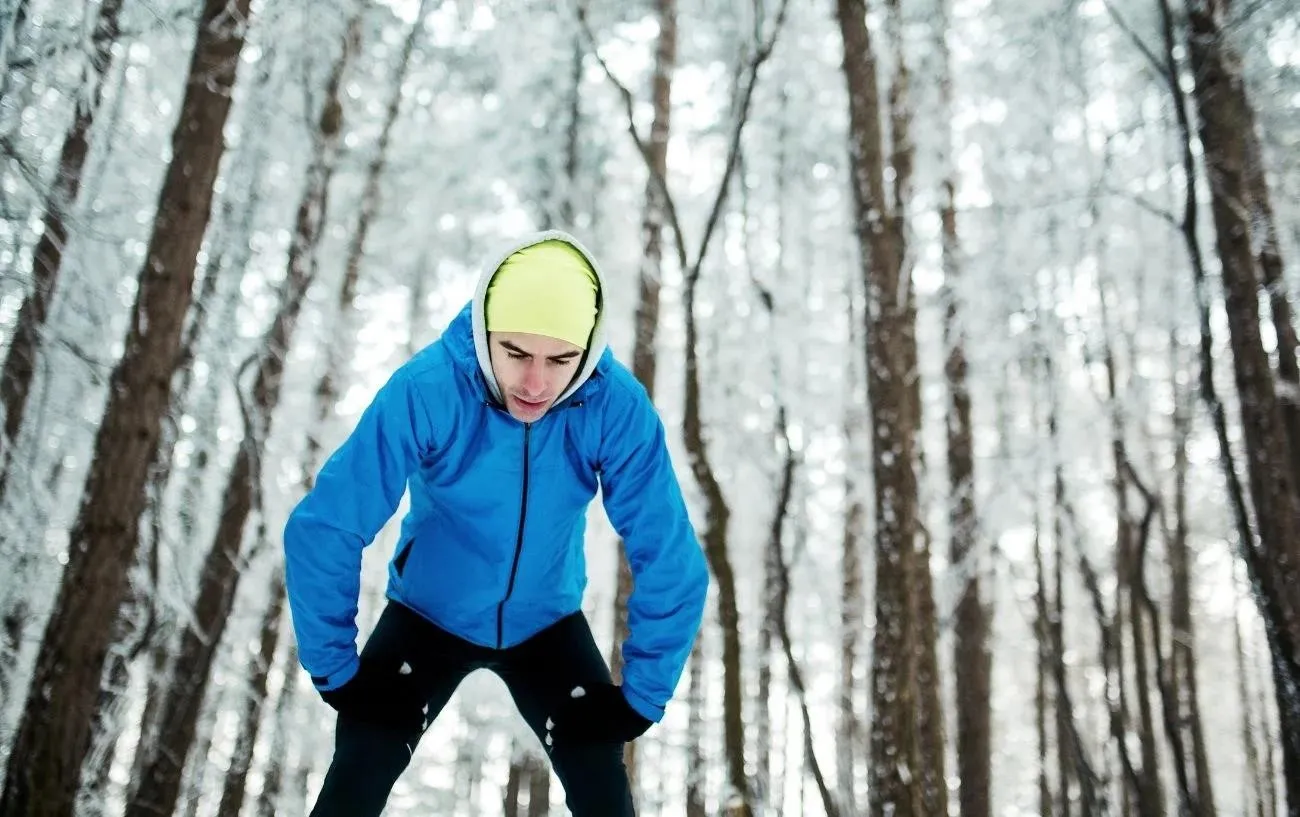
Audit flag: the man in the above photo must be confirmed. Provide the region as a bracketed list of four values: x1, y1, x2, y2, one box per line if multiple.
[283, 230, 710, 816]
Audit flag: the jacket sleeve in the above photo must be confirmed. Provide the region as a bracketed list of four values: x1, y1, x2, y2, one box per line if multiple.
[283, 366, 438, 691]
[598, 378, 709, 722]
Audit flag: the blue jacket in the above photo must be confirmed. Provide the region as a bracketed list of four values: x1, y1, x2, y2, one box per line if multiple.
[283, 231, 709, 722]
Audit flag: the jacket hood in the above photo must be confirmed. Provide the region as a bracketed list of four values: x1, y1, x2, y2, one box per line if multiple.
[470, 230, 610, 406]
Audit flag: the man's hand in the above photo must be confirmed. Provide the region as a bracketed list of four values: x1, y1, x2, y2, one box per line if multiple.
[545, 682, 652, 748]
[319, 658, 426, 731]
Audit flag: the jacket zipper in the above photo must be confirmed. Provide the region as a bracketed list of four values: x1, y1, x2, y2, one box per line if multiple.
[497, 422, 531, 647]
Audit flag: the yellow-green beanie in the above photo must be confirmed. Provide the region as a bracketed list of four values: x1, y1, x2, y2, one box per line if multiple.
[486, 240, 599, 349]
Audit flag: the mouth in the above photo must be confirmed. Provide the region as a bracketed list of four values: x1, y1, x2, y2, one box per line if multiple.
[512, 395, 549, 411]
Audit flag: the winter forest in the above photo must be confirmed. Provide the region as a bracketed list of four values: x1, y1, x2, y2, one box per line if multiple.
[0, 0, 1297, 814]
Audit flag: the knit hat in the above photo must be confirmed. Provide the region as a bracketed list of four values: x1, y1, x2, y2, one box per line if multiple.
[485, 240, 599, 349]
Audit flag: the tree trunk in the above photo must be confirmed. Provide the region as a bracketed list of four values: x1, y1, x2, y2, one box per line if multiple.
[0, 2, 254, 812]
[505, 750, 524, 817]
[941, 121, 991, 817]
[835, 1, 930, 814]
[1184, 2, 1300, 810]
[526, 755, 550, 817]
[0, 0, 126, 708]
[1238, 579, 1268, 817]
[583, 4, 787, 811]
[1168, 337, 1217, 816]
[768, 408, 838, 816]
[215, 566, 286, 817]
[76, 608, 144, 816]
[610, 0, 674, 793]
[935, 2, 989, 813]
[0, 0, 122, 487]
[1034, 524, 1053, 817]
[124, 16, 360, 817]
[838, 467, 864, 814]
[1098, 280, 1164, 815]
[1235, 71, 1300, 494]
[254, 639, 299, 817]
[558, 29, 583, 230]
[685, 636, 706, 817]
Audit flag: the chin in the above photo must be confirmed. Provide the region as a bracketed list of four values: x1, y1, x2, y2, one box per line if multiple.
[509, 395, 552, 421]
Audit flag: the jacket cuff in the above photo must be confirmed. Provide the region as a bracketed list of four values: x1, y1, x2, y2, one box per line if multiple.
[622, 685, 665, 723]
[309, 655, 360, 692]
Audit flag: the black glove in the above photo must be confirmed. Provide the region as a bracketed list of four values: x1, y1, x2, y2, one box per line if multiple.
[545, 682, 652, 747]
[319, 658, 425, 731]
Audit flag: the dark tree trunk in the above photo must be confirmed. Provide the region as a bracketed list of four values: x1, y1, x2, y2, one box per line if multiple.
[0, 0, 122, 484]
[215, 567, 286, 817]
[935, 1, 988, 812]
[1185, 1, 1300, 810]
[0, 2, 254, 812]
[254, 640, 299, 817]
[835, 1, 935, 813]
[124, 16, 360, 817]
[685, 637, 706, 817]
[1168, 336, 1217, 816]
[610, 0, 674, 793]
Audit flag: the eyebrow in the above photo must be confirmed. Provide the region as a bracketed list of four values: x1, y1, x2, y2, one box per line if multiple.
[499, 340, 582, 362]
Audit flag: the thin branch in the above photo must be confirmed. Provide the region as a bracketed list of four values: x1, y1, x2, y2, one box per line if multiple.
[573, 1, 689, 272]
[1099, 0, 1166, 78]
[1102, 184, 1182, 228]
[575, 0, 791, 280]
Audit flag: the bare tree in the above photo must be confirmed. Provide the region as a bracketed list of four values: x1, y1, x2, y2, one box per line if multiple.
[934, 0, 990, 812]
[578, 3, 790, 812]
[1183, 0, 1300, 808]
[608, 0, 675, 794]
[214, 565, 286, 817]
[124, 13, 362, 816]
[253, 639, 300, 817]
[0, 1, 256, 811]
[0, 0, 122, 491]
[1166, 333, 1217, 816]
[834, 0, 949, 812]
[685, 637, 706, 817]
[603, 0, 676, 796]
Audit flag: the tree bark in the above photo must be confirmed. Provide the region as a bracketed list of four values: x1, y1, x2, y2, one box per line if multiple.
[526, 755, 550, 817]
[0, 2, 254, 812]
[685, 636, 706, 817]
[835, 1, 933, 813]
[1184, 2, 1300, 810]
[578, 5, 790, 812]
[935, 0, 989, 811]
[1034, 524, 1053, 817]
[215, 566, 286, 817]
[1168, 336, 1217, 816]
[609, 0, 674, 793]
[254, 639, 299, 817]
[124, 15, 360, 816]
[0, 0, 122, 488]
[505, 751, 524, 817]
[1098, 279, 1164, 815]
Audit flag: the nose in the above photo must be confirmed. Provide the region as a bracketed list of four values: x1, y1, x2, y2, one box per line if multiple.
[521, 361, 545, 395]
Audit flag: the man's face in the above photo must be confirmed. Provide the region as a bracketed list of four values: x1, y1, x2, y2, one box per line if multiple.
[488, 331, 584, 422]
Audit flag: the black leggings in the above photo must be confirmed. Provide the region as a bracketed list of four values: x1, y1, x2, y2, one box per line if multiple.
[309, 602, 636, 816]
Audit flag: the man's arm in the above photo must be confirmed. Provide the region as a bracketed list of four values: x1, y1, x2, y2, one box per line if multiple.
[283, 366, 437, 692]
[598, 377, 710, 722]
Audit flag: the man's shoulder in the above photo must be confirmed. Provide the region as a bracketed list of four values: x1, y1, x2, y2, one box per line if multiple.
[593, 351, 651, 407]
